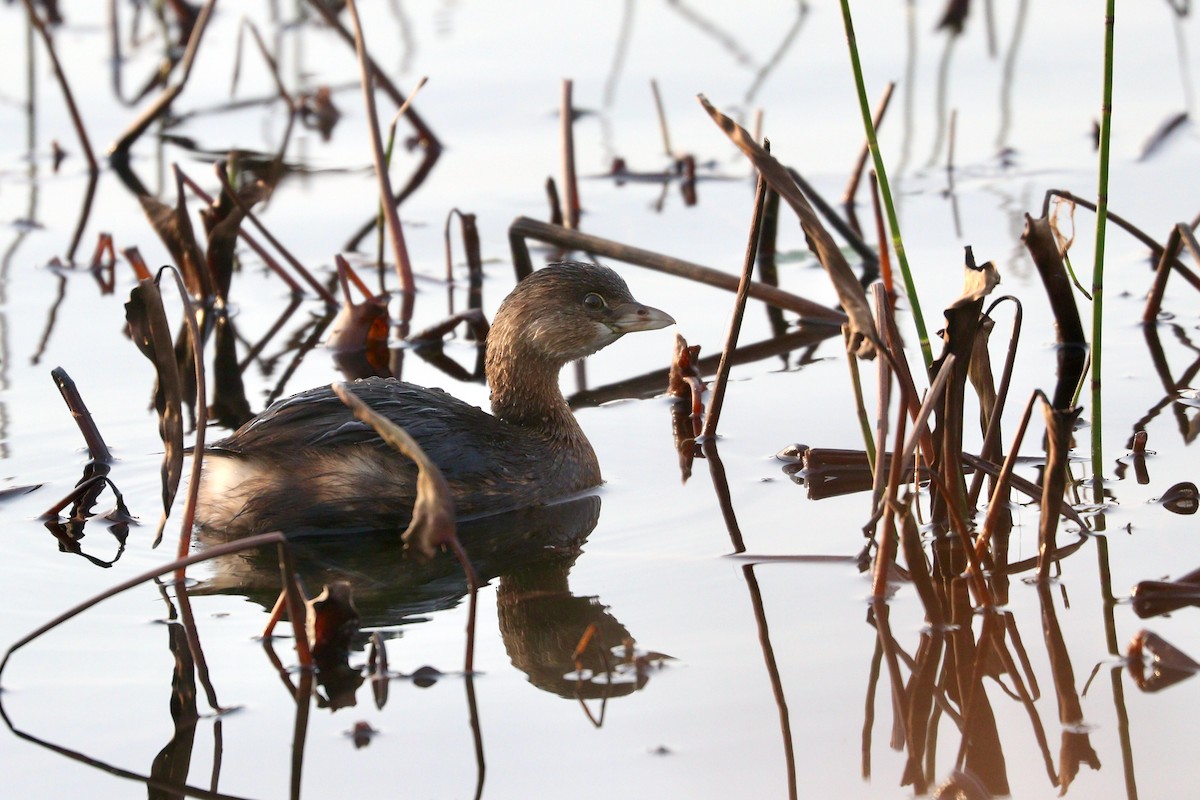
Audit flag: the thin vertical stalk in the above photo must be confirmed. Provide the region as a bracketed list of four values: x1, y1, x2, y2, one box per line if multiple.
[1090, 0, 1116, 488]
[703, 163, 768, 439]
[345, 0, 415, 295]
[839, 0, 932, 373]
[561, 79, 581, 229]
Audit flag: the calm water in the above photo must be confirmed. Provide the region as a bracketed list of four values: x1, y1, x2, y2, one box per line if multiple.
[1, 2, 1199, 798]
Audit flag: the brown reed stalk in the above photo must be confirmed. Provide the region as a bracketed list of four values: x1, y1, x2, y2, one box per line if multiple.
[1144, 224, 1183, 321]
[1037, 402, 1082, 582]
[51, 367, 112, 464]
[703, 156, 769, 439]
[212, 161, 332, 301]
[842, 82, 895, 207]
[0, 532, 309, 681]
[967, 296, 1022, 507]
[158, 268, 208, 570]
[650, 78, 674, 159]
[22, 0, 97, 174]
[869, 173, 893, 298]
[561, 79, 581, 229]
[868, 285, 893, 512]
[177, 168, 311, 300]
[509, 216, 845, 322]
[699, 95, 878, 357]
[786, 167, 879, 272]
[108, 0, 215, 159]
[345, 0, 415, 296]
[330, 383, 478, 673]
[1042, 189, 1200, 293]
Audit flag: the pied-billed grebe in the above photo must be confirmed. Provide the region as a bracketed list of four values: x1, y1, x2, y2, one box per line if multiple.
[197, 262, 673, 534]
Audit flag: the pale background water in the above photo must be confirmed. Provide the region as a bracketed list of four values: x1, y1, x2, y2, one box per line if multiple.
[0, 2, 1198, 798]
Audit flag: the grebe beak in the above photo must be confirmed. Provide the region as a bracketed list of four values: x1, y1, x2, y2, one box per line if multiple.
[606, 303, 675, 334]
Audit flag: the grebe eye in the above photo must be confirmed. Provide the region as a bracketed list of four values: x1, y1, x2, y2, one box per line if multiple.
[582, 293, 606, 311]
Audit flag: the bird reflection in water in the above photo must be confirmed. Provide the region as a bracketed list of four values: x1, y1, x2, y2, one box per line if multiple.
[196, 494, 671, 715]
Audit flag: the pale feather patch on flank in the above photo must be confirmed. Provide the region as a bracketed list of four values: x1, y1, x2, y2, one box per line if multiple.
[195, 455, 281, 529]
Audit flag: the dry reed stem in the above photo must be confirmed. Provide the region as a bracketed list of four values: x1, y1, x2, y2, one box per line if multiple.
[698, 95, 878, 357]
[108, 0, 215, 159]
[843, 83, 895, 206]
[0, 532, 308, 681]
[211, 162, 332, 303]
[868, 173, 893, 297]
[972, 391, 1042, 565]
[159, 268, 208, 571]
[869, 284, 893, 514]
[22, 0, 97, 173]
[176, 168, 308, 299]
[51, 367, 112, 464]
[1037, 403, 1081, 583]
[329, 383, 477, 673]
[786, 167, 879, 272]
[702, 160, 768, 439]
[967, 296, 1023, 507]
[1143, 224, 1183, 321]
[701, 437, 746, 554]
[1043, 189, 1200, 292]
[650, 78, 674, 159]
[509, 216, 844, 322]
[561, 79, 581, 229]
[345, 0, 415, 295]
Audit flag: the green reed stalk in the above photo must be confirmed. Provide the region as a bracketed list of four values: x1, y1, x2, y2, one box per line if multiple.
[839, 0, 933, 374]
[1091, 0, 1115, 488]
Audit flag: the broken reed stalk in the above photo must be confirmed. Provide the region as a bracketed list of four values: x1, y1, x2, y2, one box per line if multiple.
[378, 76, 430, 282]
[650, 78, 673, 159]
[159, 268, 208, 572]
[696, 96, 877, 357]
[108, 0, 215, 159]
[50, 367, 112, 464]
[561, 79, 582, 229]
[509, 216, 846, 322]
[329, 383, 478, 674]
[178, 168, 313, 300]
[1143, 224, 1183, 321]
[702, 156, 769, 439]
[967, 296, 1023, 507]
[1041, 190, 1200, 291]
[869, 284, 893, 510]
[344, 0, 415, 296]
[842, 82, 895, 207]
[176, 169, 300, 297]
[22, 0, 97, 174]
[1038, 402, 1081, 582]
[838, 0, 932, 372]
[868, 172, 893, 297]
[1090, 0, 1116, 488]
[0, 533, 308, 682]
[846, 325, 876, 470]
[786, 167, 879, 272]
